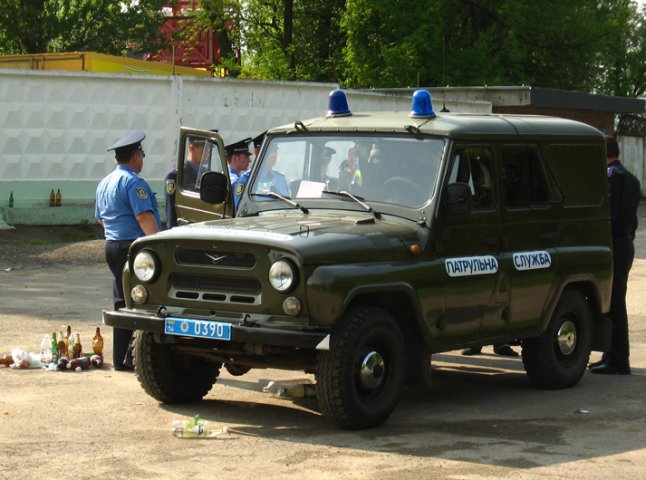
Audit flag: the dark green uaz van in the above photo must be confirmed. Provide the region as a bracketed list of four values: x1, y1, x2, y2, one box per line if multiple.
[104, 89, 612, 429]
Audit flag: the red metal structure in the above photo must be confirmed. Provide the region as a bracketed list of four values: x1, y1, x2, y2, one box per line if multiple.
[145, 1, 225, 72]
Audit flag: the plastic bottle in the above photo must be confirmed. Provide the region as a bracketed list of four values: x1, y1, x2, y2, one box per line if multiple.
[49, 189, 55, 207]
[40, 334, 52, 364]
[262, 380, 316, 398]
[9, 191, 14, 208]
[89, 354, 103, 368]
[67, 357, 90, 370]
[0, 354, 13, 367]
[56, 357, 69, 371]
[171, 416, 226, 438]
[91, 327, 104, 356]
[55, 189, 62, 206]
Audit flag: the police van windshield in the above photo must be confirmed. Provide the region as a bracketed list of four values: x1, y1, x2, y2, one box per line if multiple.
[249, 135, 445, 208]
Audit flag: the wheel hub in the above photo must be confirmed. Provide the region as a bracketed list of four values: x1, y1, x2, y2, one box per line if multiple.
[557, 320, 577, 355]
[359, 350, 385, 390]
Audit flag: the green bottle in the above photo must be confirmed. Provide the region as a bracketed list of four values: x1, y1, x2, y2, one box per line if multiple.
[51, 332, 58, 362]
[9, 191, 14, 208]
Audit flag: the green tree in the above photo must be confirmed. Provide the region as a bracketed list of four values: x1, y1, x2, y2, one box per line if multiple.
[0, 0, 167, 56]
[340, 0, 646, 96]
[202, 0, 344, 81]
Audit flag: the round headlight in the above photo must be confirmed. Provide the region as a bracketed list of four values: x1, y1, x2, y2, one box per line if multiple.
[131, 285, 148, 304]
[268, 259, 295, 292]
[133, 250, 157, 282]
[283, 296, 302, 316]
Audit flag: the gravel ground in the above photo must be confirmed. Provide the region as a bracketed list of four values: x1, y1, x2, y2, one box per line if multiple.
[0, 224, 105, 267]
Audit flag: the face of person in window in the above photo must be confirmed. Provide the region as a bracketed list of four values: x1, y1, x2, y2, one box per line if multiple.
[188, 142, 205, 168]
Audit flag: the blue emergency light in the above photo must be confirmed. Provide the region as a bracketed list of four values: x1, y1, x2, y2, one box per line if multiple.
[327, 89, 352, 117]
[409, 89, 436, 118]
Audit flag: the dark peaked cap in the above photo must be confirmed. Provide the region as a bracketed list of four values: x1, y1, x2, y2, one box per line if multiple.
[225, 137, 252, 156]
[107, 131, 146, 156]
[252, 132, 266, 149]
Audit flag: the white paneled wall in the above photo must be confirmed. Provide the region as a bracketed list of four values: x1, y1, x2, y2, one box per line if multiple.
[0, 69, 489, 211]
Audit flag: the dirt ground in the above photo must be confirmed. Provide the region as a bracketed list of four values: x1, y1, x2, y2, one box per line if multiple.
[1, 211, 646, 480]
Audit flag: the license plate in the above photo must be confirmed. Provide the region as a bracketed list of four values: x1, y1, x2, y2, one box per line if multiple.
[164, 317, 232, 341]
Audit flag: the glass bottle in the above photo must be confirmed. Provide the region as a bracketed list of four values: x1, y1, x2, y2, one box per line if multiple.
[51, 332, 58, 362]
[92, 327, 104, 356]
[49, 189, 55, 207]
[72, 333, 82, 359]
[55, 189, 62, 206]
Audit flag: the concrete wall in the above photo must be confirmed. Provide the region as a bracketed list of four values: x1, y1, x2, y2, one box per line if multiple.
[619, 135, 646, 192]
[0, 69, 488, 226]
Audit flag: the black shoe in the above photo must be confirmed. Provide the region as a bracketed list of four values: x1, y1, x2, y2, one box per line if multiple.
[589, 362, 631, 375]
[493, 344, 519, 357]
[588, 358, 607, 369]
[462, 347, 482, 356]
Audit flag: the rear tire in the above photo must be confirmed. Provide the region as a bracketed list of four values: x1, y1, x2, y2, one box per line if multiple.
[317, 307, 406, 429]
[134, 331, 221, 403]
[522, 289, 592, 389]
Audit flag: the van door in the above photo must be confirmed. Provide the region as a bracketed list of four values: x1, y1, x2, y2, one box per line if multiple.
[172, 127, 233, 225]
[499, 143, 562, 333]
[437, 144, 508, 345]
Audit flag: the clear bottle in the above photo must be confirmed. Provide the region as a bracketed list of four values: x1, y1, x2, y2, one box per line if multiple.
[262, 380, 316, 398]
[40, 334, 52, 363]
[171, 416, 225, 438]
[91, 327, 104, 356]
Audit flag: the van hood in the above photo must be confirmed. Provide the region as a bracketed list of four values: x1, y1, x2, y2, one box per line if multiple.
[151, 211, 424, 264]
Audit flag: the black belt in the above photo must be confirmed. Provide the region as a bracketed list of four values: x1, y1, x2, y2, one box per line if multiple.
[106, 239, 135, 248]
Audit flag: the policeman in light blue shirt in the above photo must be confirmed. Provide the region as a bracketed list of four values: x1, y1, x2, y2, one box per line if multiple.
[95, 131, 161, 370]
[225, 137, 252, 185]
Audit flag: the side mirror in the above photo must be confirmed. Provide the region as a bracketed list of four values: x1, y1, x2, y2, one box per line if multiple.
[445, 182, 471, 215]
[199, 171, 229, 204]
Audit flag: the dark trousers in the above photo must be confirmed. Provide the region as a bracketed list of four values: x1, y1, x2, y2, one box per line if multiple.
[607, 239, 634, 369]
[105, 240, 134, 369]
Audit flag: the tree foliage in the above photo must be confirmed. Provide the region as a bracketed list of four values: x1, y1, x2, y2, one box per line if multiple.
[0, 0, 644, 97]
[0, 0, 167, 56]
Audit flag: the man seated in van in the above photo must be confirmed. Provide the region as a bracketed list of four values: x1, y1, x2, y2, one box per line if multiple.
[254, 144, 290, 196]
[165, 136, 207, 228]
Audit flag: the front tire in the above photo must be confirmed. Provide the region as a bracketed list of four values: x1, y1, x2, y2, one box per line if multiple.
[317, 307, 406, 430]
[134, 331, 221, 403]
[522, 289, 592, 389]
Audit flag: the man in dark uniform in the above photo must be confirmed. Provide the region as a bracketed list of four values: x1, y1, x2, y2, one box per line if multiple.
[164, 136, 207, 228]
[95, 131, 161, 370]
[590, 136, 640, 375]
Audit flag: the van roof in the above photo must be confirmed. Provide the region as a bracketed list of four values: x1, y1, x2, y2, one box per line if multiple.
[269, 111, 604, 139]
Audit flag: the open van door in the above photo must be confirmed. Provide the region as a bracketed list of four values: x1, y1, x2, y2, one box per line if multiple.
[172, 127, 233, 225]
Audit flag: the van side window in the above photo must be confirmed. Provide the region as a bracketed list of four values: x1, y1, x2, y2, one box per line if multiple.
[502, 145, 561, 208]
[448, 146, 496, 210]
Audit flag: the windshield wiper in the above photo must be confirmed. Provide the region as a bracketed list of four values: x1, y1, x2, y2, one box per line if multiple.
[322, 190, 380, 219]
[251, 192, 309, 213]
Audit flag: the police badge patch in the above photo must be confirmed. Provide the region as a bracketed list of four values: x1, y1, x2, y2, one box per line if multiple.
[136, 186, 148, 200]
[166, 179, 176, 195]
[235, 182, 245, 196]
